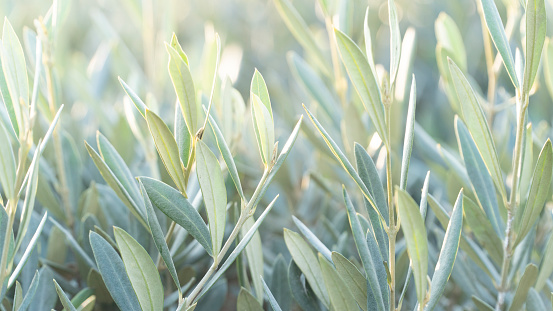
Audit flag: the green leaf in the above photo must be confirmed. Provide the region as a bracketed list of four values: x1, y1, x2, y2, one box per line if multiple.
[96, 132, 146, 217]
[388, 0, 401, 84]
[139, 177, 212, 256]
[343, 188, 385, 311]
[118, 77, 147, 118]
[248, 116, 302, 210]
[399, 77, 416, 190]
[145, 109, 187, 193]
[288, 261, 318, 311]
[435, 13, 467, 71]
[270, 255, 292, 310]
[428, 196, 497, 278]
[425, 191, 463, 311]
[166, 43, 198, 136]
[139, 181, 181, 293]
[206, 111, 244, 200]
[287, 52, 340, 128]
[334, 28, 388, 147]
[13, 281, 22, 310]
[53, 280, 77, 311]
[175, 103, 192, 168]
[196, 196, 279, 300]
[85, 141, 147, 227]
[319, 253, 359, 311]
[332, 252, 368, 311]
[273, 0, 330, 75]
[251, 93, 275, 165]
[536, 232, 553, 290]
[355, 143, 388, 224]
[523, 0, 546, 94]
[1, 18, 29, 136]
[284, 228, 330, 307]
[114, 227, 164, 311]
[90, 232, 141, 311]
[170, 33, 189, 65]
[17, 270, 40, 311]
[261, 277, 283, 311]
[455, 116, 503, 237]
[544, 38, 553, 100]
[448, 59, 506, 199]
[364, 7, 377, 78]
[463, 195, 503, 265]
[237, 288, 263, 311]
[526, 288, 547, 311]
[303, 106, 383, 222]
[242, 217, 264, 303]
[0, 121, 16, 199]
[472, 296, 495, 311]
[195, 139, 227, 257]
[515, 139, 553, 245]
[508, 264, 538, 311]
[68, 288, 95, 311]
[292, 216, 332, 262]
[479, 0, 519, 87]
[250, 69, 272, 119]
[397, 187, 428, 306]
[8, 213, 47, 288]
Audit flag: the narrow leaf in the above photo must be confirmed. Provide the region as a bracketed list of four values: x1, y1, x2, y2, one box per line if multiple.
[292, 216, 332, 262]
[237, 288, 263, 311]
[479, 0, 519, 87]
[332, 252, 368, 311]
[536, 232, 553, 290]
[261, 277, 283, 311]
[508, 264, 538, 311]
[455, 116, 503, 237]
[140, 177, 212, 256]
[523, 0, 546, 94]
[0, 122, 15, 198]
[334, 28, 388, 146]
[343, 188, 385, 311]
[400, 77, 416, 190]
[114, 227, 163, 311]
[145, 109, 187, 193]
[90, 232, 141, 311]
[206, 111, 244, 200]
[273, 0, 330, 75]
[118, 77, 147, 118]
[515, 139, 553, 245]
[448, 59, 506, 199]
[319, 253, 358, 311]
[53, 280, 77, 311]
[303, 105, 383, 222]
[139, 181, 181, 292]
[284, 229, 330, 307]
[425, 191, 463, 311]
[166, 43, 198, 135]
[388, 0, 401, 83]
[397, 187, 428, 306]
[196, 139, 227, 256]
[251, 94, 274, 165]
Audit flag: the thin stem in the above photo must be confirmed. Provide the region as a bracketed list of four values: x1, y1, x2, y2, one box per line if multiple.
[384, 101, 396, 311]
[495, 93, 527, 311]
[42, 40, 73, 229]
[184, 167, 272, 307]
